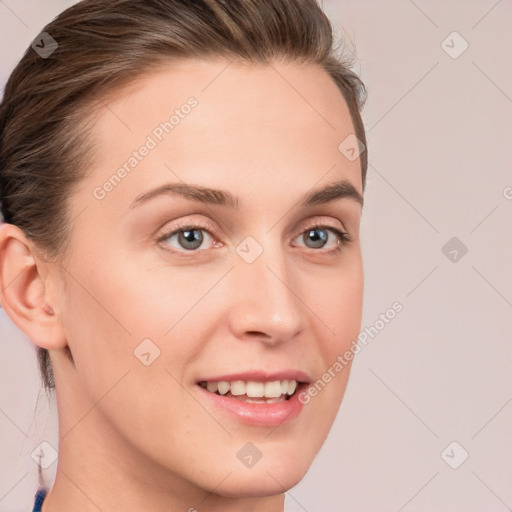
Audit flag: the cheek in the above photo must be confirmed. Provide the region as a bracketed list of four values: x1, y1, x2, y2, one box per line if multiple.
[60, 252, 214, 393]
[309, 258, 364, 354]
[58, 260, 214, 467]
[307, 257, 363, 407]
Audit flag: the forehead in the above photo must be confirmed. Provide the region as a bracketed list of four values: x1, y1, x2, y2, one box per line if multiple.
[78, 59, 361, 214]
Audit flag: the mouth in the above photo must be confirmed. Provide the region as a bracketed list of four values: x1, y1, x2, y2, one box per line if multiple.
[195, 372, 311, 426]
[197, 379, 303, 404]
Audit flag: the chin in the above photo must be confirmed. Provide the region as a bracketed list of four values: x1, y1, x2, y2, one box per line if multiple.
[216, 469, 307, 499]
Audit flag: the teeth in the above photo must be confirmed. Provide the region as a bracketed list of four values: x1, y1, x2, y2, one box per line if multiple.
[246, 381, 265, 397]
[265, 381, 283, 398]
[206, 381, 218, 393]
[201, 379, 300, 399]
[217, 381, 230, 395]
[230, 380, 246, 396]
[265, 397, 284, 404]
[244, 397, 268, 403]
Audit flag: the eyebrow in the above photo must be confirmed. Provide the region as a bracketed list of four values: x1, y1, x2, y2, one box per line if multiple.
[129, 178, 363, 210]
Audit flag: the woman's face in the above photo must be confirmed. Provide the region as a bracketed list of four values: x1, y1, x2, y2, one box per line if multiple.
[50, 58, 364, 499]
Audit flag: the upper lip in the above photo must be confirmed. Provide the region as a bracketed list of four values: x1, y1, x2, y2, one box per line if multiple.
[197, 370, 312, 384]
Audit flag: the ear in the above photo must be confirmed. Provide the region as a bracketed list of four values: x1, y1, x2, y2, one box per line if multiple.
[0, 222, 67, 350]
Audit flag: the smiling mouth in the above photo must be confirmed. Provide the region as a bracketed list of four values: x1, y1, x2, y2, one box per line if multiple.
[198, 379, 302, 404]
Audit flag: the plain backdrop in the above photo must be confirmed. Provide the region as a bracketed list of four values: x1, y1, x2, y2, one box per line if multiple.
[1, 1, 511, 511]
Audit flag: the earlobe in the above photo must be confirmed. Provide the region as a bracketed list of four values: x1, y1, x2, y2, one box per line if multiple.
[0, 222, 67, 350]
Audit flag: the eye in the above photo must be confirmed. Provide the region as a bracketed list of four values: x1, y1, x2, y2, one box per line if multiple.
[157, 221, 219, 254]
[157, 220, 351, 257]
[292, 224, 351, 253]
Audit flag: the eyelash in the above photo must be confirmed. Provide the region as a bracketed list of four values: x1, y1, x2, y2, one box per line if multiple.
[157, 219, 352, 257]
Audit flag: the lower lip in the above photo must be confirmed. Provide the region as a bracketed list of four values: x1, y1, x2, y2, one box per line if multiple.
[197, 384, 308, 427]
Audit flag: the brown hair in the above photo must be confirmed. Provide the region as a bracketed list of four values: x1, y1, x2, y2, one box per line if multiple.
[0, 0, 368, 393]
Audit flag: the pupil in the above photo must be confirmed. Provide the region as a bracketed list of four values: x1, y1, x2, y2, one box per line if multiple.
[306, 228, 327, 248]
[179, 229, 203, 250]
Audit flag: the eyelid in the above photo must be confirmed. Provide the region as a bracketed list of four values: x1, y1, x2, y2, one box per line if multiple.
[296, 216, 348, 238]
[156, 217, 219, 245]
[156, 215, 351, 255]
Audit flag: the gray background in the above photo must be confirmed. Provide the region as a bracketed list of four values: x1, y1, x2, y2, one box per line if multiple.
[1, 0, 511, 510]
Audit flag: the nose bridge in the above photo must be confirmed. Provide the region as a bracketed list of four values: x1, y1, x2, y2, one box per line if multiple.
[228, 235, 304, 341]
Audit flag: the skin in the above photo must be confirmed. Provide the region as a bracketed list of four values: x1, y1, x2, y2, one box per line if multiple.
[0, 58, 364, 512]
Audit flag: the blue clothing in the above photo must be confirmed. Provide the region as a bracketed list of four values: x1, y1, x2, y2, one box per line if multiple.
[32, 488, 47, 512]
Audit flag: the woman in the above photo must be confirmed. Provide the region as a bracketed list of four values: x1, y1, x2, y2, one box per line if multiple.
[0, 0, 368, 510]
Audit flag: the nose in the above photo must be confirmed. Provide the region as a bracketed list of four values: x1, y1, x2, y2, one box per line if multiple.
[226, 242, 305, 346]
